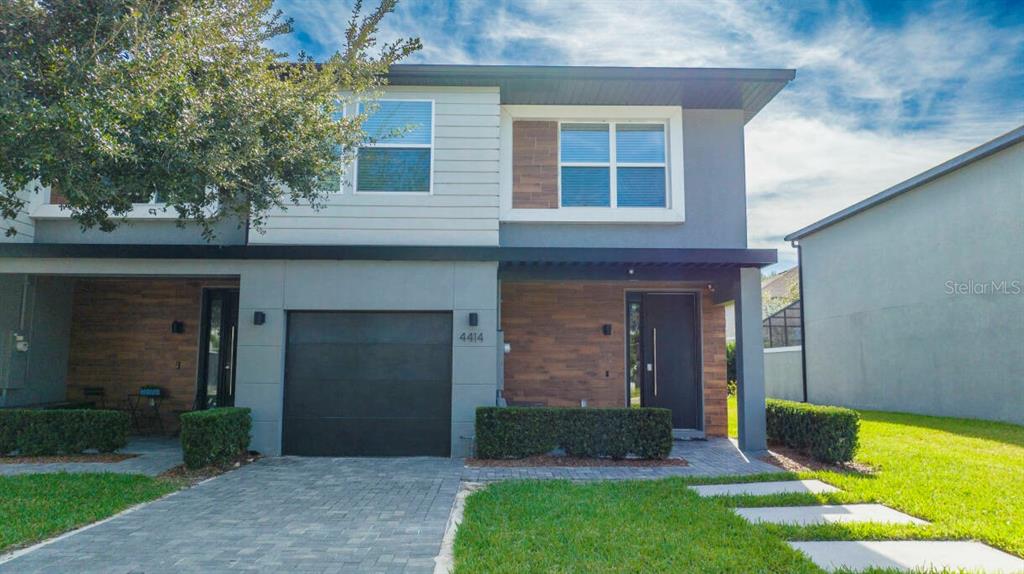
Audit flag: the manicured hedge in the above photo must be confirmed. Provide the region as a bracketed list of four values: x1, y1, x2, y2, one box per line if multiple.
[475, 407, 673, 459]
[765, 399, 860, 463]
[0, 409, 129, 456]
[180, 407, 252, 469]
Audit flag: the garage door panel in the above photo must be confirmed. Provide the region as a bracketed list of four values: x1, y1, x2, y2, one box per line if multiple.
[283, 311, 453, 457]
[283, 377, 453, 419]
[286, 343, 451, 382]
[288, 313, 452, 345]
[282, 417, 451, 457]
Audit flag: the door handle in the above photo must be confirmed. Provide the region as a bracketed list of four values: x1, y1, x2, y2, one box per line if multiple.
[652, 327, 658, 397]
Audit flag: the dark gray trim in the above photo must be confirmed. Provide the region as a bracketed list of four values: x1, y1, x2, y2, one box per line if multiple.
[387, 64, 795, 123]
[0, 243, 777, 267]
[795, 246, 808, 403]
[499, 265, 741, 282]
[389, 64, 796, 83]
[786, 125, 1024, 242]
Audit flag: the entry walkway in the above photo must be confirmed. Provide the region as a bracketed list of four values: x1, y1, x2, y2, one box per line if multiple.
[710, 478, 1023, 573]
[0, 436, 182, 477]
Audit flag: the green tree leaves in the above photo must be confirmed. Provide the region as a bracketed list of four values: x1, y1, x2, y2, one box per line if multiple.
[0, 0, 420, 238]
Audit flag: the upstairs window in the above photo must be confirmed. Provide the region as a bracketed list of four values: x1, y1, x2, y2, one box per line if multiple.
[356, 100, 433, 193]
[560, 122, 667, 208]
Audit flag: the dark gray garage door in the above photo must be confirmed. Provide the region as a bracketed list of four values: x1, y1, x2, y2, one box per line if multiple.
[283, 312, 453, 456]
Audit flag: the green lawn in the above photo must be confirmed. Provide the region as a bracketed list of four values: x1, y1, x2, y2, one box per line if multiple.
[454, 479, 820, 573]
[780, 411, 1024, 557]
[455, 401, 1024, 572]
[727, 399, 1024, 557]
[0, 473, 178, 552]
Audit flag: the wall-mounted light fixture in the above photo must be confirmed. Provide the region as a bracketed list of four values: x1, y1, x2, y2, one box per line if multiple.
[468, 312, 479, 327]
[253, 311, 266, 326]
[170, 321, 185, 334]
[602, 324, 613, 336]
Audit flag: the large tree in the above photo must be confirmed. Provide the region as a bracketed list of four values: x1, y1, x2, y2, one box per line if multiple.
[0, 0, 420, 238]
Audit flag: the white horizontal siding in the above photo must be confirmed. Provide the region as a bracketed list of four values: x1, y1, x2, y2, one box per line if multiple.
[435, 138, 499, 150]
[252, 229, 495, 246]
[2, 215, 35, 242]
[272, 205, 497, 219]
[285, 194, 498, 209]
[262, 217, 497, 231]
[255, 87, 500, 246]
[435, 149, 499, 161]
[0, 185, 38, 242]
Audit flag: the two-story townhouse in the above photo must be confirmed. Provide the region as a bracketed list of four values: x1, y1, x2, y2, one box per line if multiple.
[0, 65, 794, 457]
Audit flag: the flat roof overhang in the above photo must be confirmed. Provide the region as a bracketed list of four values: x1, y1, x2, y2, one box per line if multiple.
[387, 64, 796, 123]
[0, 244, 777, 268]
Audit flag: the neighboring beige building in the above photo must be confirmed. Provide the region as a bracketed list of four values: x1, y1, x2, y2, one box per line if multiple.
[787, 126, 1024, 425]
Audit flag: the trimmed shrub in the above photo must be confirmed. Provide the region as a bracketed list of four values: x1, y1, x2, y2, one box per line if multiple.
[0, 409, 129, 455]
[475, 407, 673, 460]
[765, 399, 859, 463]
[180, 407, 252, 469]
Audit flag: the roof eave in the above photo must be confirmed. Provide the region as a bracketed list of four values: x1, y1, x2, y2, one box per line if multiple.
[386, 64, 795, 123]
[388, 64, 796, 83]
[786, 125, 1024, 242]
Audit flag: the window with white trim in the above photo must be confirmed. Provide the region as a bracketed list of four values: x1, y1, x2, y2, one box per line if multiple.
[355, 99, 434, 193]
[560, 122, 667, 208]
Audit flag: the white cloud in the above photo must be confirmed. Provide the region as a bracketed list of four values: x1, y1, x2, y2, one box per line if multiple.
[271, 0, 1024, 270]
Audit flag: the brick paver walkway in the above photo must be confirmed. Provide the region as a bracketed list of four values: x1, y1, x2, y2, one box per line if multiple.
[0, 438, 773, 574]
[0, 436, 181, 477]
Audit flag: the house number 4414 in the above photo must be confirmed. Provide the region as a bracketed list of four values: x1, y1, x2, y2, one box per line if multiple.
[459, 332, 484, 343]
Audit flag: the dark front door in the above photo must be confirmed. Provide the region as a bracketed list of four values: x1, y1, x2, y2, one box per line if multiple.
[196, 289, 239, 409]
[282, 311, 453, 457]
[637, 293, 701, 429]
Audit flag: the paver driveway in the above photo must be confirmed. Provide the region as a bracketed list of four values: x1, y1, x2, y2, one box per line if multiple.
[0, 439, 774, 573]
[0, 457, 463, 574]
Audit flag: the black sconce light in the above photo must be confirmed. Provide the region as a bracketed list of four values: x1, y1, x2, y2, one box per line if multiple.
[602, 324, 613, 336]
[468, 312, 479, 327]
[253, 311, 266, 326]
[170, 321, 185, 334]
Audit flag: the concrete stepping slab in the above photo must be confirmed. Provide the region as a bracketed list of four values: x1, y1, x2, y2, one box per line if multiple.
[692, 479, 839, 497]
[790, 541, 1024, 573]
[736, 504, 928, 526]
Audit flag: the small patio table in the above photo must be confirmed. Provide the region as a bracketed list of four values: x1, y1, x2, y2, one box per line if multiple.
[125, 391, 165, 435]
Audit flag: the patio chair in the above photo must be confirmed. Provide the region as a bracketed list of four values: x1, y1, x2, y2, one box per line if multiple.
[81, 386, 106, 409]
[171, 396, 201, 437]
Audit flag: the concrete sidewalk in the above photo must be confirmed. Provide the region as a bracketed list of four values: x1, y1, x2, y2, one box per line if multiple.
[0, 436, 181, 477]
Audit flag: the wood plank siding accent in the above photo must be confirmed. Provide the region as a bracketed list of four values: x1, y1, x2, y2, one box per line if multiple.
[65, 277, 239, 430]
[251, 87, 501, 246]
[511, 121, 558, 208]
[501, 281, 728, 437]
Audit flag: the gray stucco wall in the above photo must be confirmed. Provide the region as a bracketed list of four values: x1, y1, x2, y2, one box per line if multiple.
[800, 140, 1023, 425]
[0, 275, 74, 407]
[34, 217, 246, 245]
[233, 260, 499, 457]
[764, 346, 804, 402]
[499, 109, 748, 248]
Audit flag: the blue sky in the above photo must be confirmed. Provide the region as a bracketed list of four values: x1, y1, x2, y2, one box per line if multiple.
[268, 0, 1024, 270]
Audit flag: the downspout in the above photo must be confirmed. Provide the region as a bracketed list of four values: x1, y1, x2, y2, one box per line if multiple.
[792, 241, 809, 403]
[496, 276, 506, 406]
[0, 276, 32, 407]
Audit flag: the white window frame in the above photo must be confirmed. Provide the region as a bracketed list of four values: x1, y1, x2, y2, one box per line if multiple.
[352, 98, 435, 196]
[558, 120, 669, 209]
[32, 188, 176, 220]
[500, 105, 684, 223]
